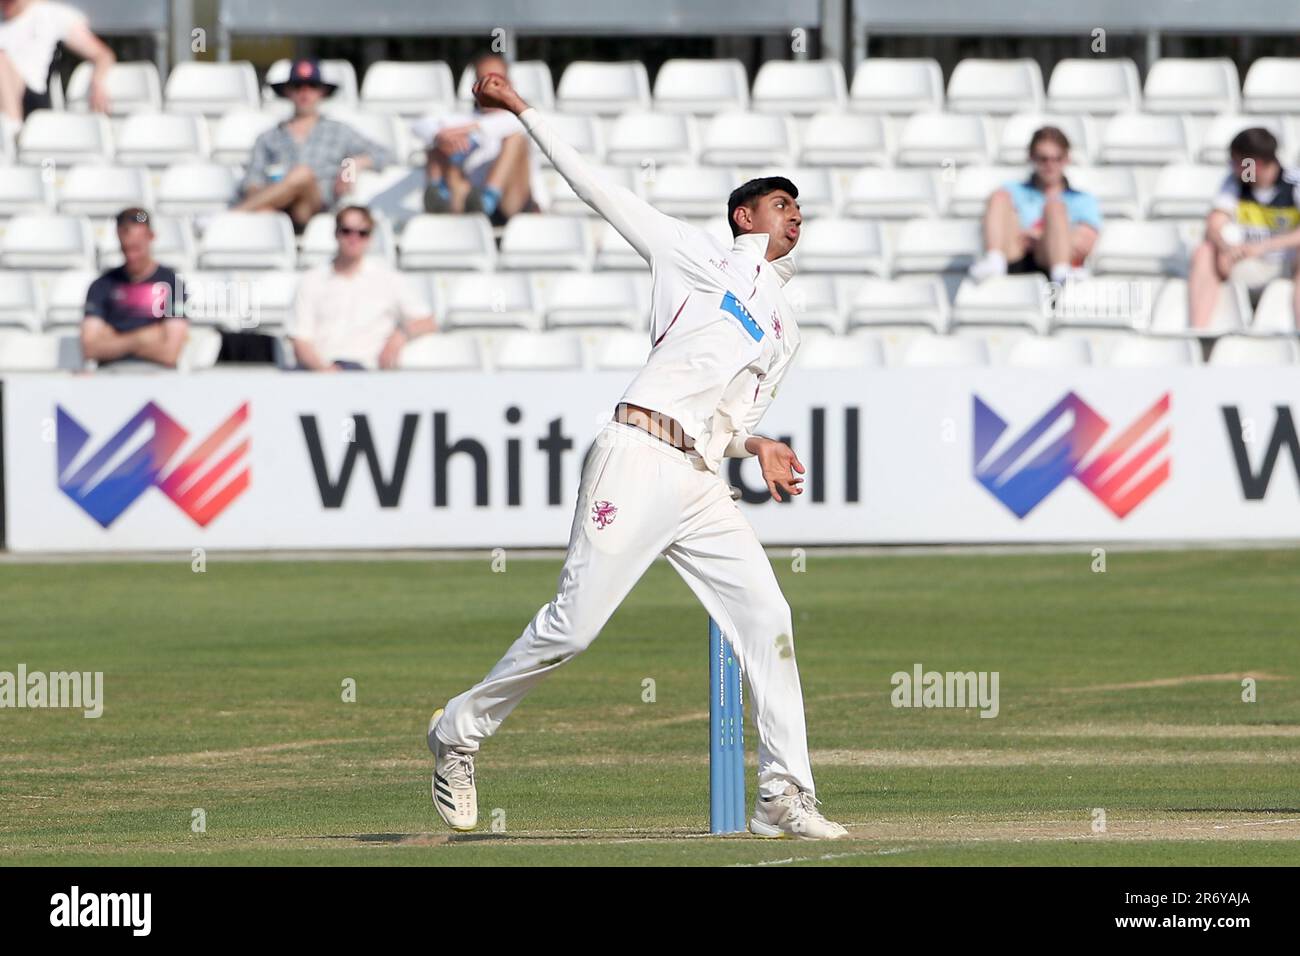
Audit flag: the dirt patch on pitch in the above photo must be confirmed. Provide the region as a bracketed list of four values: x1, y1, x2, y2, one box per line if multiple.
[809, 747, 1300, 768]
[1063, 671, 1289, 692]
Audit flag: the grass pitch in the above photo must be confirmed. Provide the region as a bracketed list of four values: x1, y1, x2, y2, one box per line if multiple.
[1, 548, 1298, 866]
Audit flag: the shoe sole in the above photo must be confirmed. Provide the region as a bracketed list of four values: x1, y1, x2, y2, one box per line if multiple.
[748, 817, 849, 841]
[428, 708, 476, 832]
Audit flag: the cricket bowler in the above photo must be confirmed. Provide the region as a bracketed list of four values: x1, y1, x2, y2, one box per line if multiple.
[428, 72, 848, 840]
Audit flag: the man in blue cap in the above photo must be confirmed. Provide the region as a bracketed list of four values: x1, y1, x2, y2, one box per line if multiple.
[235, 58, 392, 231]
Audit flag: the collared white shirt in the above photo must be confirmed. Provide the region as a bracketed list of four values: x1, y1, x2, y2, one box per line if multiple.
[289, 257, 427, 369]
[520, 108, 801, 474]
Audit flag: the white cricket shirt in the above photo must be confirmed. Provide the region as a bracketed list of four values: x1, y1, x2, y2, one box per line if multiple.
[519, 107, 801, 474]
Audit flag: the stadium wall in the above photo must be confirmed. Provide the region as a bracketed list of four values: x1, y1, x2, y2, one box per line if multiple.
[3, 369, 1298, 552]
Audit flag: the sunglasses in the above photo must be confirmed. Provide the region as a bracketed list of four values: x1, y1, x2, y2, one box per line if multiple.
[1030, 153, 1065, 164]
[337, 227, 372, 237]
[286, 82, 324, 91]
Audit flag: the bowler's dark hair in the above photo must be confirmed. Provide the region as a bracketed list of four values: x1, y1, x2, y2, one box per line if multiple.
[727, 177, 799, 237]
[1229, 127, 1279, 163]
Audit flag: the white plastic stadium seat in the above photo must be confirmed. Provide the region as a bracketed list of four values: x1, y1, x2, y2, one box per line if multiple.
[795, 332, 884, 368]
[946, 166, 1027, 219]
[1149, 277, 1247, 337]
[360, 61, 455, 116]
[646, 165, 735, 218]
[996, 113, 1094, 165]
[440, 273, 539, 330]
[1089, 221, 1187, 277]
[96, 216, 194, 272]
[849, 58, 944, 114]
[0, 330, 80, 370]
[319, 106, 406, 167]
[756, 166, 836, 219]
[794, 219, 887, 275]
[17, 111, 112, 165]
[544, 164, 637, 216]
[42, 270, 97, 327]
[179, 326, 224, 370]
[891, 219, 982, 274]
[538, 272, 646, 330]
[653, 59, 749, 115]
[896, 113, 990, 166]
[1006, 335, 1092, 368]
[197, 212, 296, 271]
[953, 275, 1051, 331]
[1, 215, 96, 271]
[298, 213, 395, 269]
[155, 163, 239, 216]
[498, 214, 592, 271]
[845, 276, 950, 332]
[1194, 114, 1284, 166]
[0, 166, 55, 216]
[1147, 165, 1226, 220]
[174, 271, 234, 328]
[399, 214, 496, 271]
[1098, 114, 1190, 165]
[899, 334, 989, 367]
[265, 59, 358, 106]
[594, 222, 645, 271]
[1144, 58, 1240, 115]
[114, 113, 209, 167]
[751, 60, 846, 116]
[1209, 335, 1300, 366]
[1250, 280, 1300, 334]
[557, 62, 651, 116]
[164, 61, 260, 116]
[1046, 277, 1160, 333]
[1243, 59, 1300, 114]
[57, 165, 152, 217]
[699, 112, 796, 167]
[1064, 165, 1144, 220]
[209, 109, 279, 166]
[456, 61, 555, 111]
[238, 270, 300, 333]
[399, 332, 484, 370]
[493, 331, 584, 370]
[604, 112, 697, 167]
[0, 272, 44, 331]
[947, 59, 1045, 115]
[798, 112, 891, 167]
[590, 329, 651, 370]
[843, 168, 940, 219]
[1106, 334, 1199, 367]
[65, 61, 162, 115]
[1046, 59, 1142, 115]
[780, 274, 846, 334]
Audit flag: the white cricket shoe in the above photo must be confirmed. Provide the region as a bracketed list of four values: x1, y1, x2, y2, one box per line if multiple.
[749, 784, 849, 840]
[427, 708, 478, 831]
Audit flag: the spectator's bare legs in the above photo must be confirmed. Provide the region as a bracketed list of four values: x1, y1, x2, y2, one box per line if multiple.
[0, 51, 25, 123]
[970, 189, 1028, 281]
[1033, 198, 1071, 273]
[483, 133, 533, 219]
[426, 148, 473, 213]
[235, 165, 323, 229]
[1188, 239, 1233, 331]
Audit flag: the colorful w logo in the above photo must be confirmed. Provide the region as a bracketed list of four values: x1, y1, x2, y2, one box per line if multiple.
[974, 392, 1171, 519]
[57, 402, 250, 528]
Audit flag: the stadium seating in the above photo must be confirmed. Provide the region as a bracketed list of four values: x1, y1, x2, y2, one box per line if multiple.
[1, 215, 96, 271]
[399, 214, 496, 271]
[653, 59, 749, 115]
[457, 61, 556, 111]
[900, 333, 990, 366]
[43, 270, 98, 328]
[896, 112, 991, 166]
[1209, 335, 1300, 366]
[1242, 58, 1300, 113]
[0, 330, 82, 371]
[557, 61, 651, 115]
[362, 61, 456, 116]
[798, 112, 891, 167]
[440, 273, 539, 330]
[17, 111, 113, 166]
[1143, 58, 1241, 114]
[700, 112, 796, 166]
[796, 331, 885, 368]
[499, 214, 592, 271]
[399, 331, 484, 370]
[114, 112, 209, 167]
[197, 213, 296, 271]
[849, 58, 944, 114]
[65, 61, 163, 115]
[164, 62, 261, 116]
[493, 330, 585, 370]
[1046, 59, 1142, 114]
[946, 59, 1045, 115]
[751, 60, 847, 115]
[536, 272, 646, 329]
[155, 163, 240, 216]
[58, 165, 152, 217]
[604, 112, 698, 166]
[0, 167, 55, 217]
[0, 272, 45, 331]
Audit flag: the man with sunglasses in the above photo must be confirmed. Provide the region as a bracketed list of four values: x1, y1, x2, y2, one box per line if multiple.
[236, 58, 392, 232]
[969, 126, 1102, 285]
[288, 206, 437, 371]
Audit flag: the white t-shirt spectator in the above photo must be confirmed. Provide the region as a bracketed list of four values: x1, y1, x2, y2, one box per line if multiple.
[411, 108, 532, 189]
[289, 258, 428, 369]
[0, 0, 86, 94]
[1212, 168, 1300, 262]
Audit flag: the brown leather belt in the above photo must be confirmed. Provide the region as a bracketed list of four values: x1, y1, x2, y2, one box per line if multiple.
[613, 402, 695, 452]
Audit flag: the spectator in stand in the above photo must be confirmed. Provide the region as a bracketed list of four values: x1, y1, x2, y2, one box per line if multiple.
[968, 126, 1101, 285]
[236, 58, 392, 231]
[0, 0, 115, 123]
[1189, 127, 1300, 330]
[288, 205, 437, 371]
[81, 208, 188, 369]
[412, 52, 536, 223]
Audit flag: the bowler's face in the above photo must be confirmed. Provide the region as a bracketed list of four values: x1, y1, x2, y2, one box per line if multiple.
[748, 190, 802, 259]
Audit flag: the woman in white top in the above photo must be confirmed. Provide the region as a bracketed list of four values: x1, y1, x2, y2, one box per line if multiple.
[0, 0, 115, 122]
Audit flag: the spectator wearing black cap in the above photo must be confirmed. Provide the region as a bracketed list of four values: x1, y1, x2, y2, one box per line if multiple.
[235, 58, 392, 230]
[81, 208, 188, 368]
[1190, 127, 1300, 330]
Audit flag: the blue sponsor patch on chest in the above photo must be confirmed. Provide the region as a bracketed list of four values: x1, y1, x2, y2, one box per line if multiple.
[720, 291, 764, 342]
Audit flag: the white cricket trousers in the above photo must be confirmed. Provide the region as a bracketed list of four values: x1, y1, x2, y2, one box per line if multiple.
[436, 420, 815, 798]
